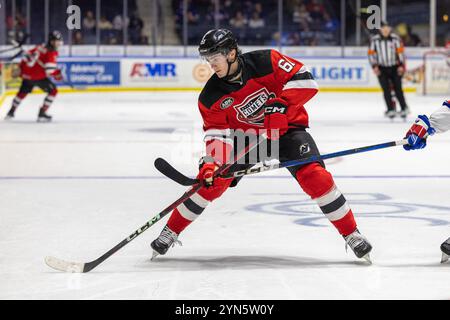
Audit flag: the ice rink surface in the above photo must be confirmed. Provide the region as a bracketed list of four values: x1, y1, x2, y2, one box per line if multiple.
[0, 91, 449, 299]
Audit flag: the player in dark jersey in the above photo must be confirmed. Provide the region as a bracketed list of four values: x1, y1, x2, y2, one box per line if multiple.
[151, 29, 373, 262]
[4, 30, 63, 122]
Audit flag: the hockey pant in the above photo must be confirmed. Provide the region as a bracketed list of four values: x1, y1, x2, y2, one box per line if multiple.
[12, 78, 58, 112]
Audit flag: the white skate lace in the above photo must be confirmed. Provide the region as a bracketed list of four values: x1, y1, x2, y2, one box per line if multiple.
[158, 227, 183, 248]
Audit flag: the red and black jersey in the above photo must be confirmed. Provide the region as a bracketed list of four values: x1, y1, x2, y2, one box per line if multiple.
[198, 49, 318, 161]
[20, 44, 59, 81]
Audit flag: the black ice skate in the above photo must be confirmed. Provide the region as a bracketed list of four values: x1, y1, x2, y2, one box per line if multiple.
[150, 225, 182, 260]
[344, 229, 372, 263]
[399, 108, 410, 121]
[4, 107, 16, 120]
[440, 237, 450, 263]
[385, 110, 396, 120]
[37, 108, 52, 122]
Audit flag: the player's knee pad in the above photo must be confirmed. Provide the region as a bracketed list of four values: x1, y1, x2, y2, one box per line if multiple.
[197, 177, 233, 202]
[295, 163, 334, 199]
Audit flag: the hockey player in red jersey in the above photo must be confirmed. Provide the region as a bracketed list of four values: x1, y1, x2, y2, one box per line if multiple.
[403, 99, 450, 263]
[151, 29, 372, 262]
[4, 31, 63, 122]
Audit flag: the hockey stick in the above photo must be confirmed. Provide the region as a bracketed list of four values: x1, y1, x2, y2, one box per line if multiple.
[45, 135, 266, 273]
[0, 46, 21, 54]
[155, 139, 409, 186]
[0, 37, 29, 62]
[0, 49, 24, 62]
[0, 39, 26, 55]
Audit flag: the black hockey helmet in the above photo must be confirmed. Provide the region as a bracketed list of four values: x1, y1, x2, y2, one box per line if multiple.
[48, 30, 63, 49]
[198, 29, 238, 57]
[48, 30, 63, 44]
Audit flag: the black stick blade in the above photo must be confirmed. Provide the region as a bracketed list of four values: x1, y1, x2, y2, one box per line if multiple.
[154, 158, 198, 186]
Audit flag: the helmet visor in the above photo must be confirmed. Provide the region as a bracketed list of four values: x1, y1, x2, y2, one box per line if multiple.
[201, 52, 228, 65]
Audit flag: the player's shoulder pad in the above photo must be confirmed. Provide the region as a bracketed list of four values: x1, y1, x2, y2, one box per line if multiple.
[199, 74, 226, 109]
[241, 49, 274, 78]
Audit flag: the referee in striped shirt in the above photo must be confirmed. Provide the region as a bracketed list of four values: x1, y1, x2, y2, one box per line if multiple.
[368, 21, 410, 119]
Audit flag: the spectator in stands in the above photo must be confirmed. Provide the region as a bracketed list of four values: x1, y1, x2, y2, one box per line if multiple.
[83, 10, 96, 34]
[287, 32, 301, 45]
[229, 10, 248, 42]
[241, 1, 254, 17]
[15, 13, 27, 32]
[308, 0, 326, 30]
[248, 11, 265, 29]
[128, 13, 144, 44]
[222, 0, 235, 14]
[6, 12, 27, 32]
[269, 31, 281, 46]
[397, 23, 422, 46]
[254, 2, 264, 17]
[230, 11, 248, 29]
[113, 14, 126, 31]
[187, 0, 200, 25]
[99, 16, 113, 44]
[99, 16, 113, 30]
[108, 35, 119, 45]
[307, 0, 326, 16]
[293, 4, 312, 31]
[270, 31, 291, 46]
[248, 11, 265, 44]
[323, 12, 339, 33]
[73, 30, 84, 44]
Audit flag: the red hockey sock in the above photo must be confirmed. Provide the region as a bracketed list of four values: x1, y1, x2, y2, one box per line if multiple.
[295, 163, 357, 236]
[11, 92, 27, 109]
[167, 208, 193, 234]
[329, 210, 357, 236]
[42, 89, 58, 111]
[165, 177, 232, 234]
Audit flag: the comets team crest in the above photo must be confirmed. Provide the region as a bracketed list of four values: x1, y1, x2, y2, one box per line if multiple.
[233, 88, 275, 126]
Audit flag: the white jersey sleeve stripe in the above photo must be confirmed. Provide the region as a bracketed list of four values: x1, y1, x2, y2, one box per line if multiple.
[283, 79, 319, 90]
[204, 128, 233, 144]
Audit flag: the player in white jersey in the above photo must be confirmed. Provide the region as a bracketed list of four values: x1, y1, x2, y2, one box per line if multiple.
[403, 100, 450, 263]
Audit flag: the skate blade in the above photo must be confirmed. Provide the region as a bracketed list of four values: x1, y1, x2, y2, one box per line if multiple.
[362, 253, 372, 264]
[441, 252, 449, 264]
[151, 250, 160, 261]
[37, 118, 52, 123]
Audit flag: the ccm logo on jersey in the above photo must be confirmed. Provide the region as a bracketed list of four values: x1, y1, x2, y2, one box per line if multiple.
[265, 105, 287, 114]
[220, 97, 234, 109]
